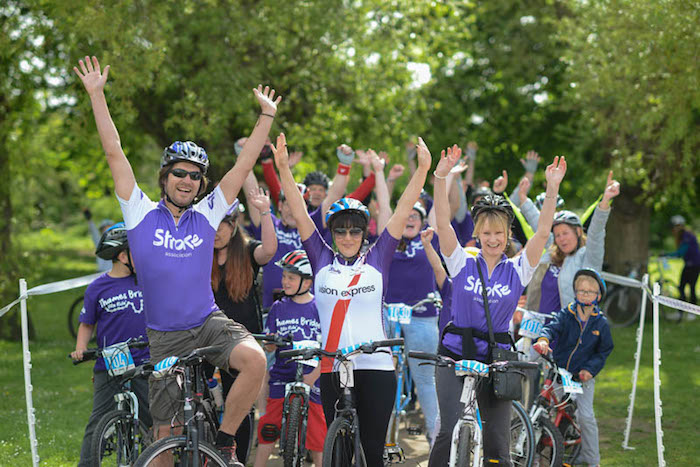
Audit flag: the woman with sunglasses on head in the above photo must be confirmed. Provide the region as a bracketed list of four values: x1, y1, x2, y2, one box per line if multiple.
[430, 145, 566, 466]
[271, 133, 433, 466]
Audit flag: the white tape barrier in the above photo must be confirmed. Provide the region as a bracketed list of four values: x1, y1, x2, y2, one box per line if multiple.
[0, 272, 102, 318]
[655, 294, 700, 316]
[600, 271, 645, 290]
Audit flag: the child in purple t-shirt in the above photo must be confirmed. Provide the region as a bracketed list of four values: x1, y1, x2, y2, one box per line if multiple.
[71, 223, 150, 467]
[253, 250, 326, 467]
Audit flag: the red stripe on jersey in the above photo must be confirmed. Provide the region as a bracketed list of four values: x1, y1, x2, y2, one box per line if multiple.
[321, 272, 363, 373]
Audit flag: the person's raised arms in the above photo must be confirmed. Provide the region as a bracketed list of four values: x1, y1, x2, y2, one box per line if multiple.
[420, 227, 447, 288]
[74, 56, 135, 199]
[370, 150, 392, 234]
[432, 144, 461, 256]
[524, 156, 567, 267]
[219, 85, 282, 204]
[598, 170, 620, 211]
[272, 133, 316, 241]
[248, 186, 278, 264]
[319, 144, 354, 224]
[385, 137, 432, 239]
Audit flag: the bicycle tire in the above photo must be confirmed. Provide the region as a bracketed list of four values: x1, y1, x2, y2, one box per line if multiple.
[91, 409, 151, 466]
[456, 423, 472, 466]
[322, 416, 366, 467]
[603, 287, 642, 328]
[283, 395, 304, 467]
[134, 435, 226, 467]
[558, 417, 581, 466]
[68, 295, 84, 339]
[532, 416, 563, 467]
[510, 401, 535, 467]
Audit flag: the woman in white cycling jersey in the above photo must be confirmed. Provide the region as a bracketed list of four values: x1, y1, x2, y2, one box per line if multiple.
[431, 144, 566, 466]
[271, 132, 433, 467]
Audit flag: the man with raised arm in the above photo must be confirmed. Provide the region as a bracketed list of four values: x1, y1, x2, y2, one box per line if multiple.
[74, 55, 279, 465]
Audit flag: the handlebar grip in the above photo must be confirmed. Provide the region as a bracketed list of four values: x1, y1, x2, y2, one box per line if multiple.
[128, 340, 149, 350]
[70, 348, 98, 365]
[278, 348, 308, 359]
[408, 351, 439, 361]
[373, 338, 404, 348]
[504, 360, 540, 371]
[191, 345, 223, 358]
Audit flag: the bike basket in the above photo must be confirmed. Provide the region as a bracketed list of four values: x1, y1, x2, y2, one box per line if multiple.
[454, 360, 490, 377]
[293, 340, 321, 367]
[519, 310, 546, 339]
[558, 368, 583, 394]
[153, 356, 179, 379]
[387, 304, 412, 324]
[103, 342, 135, 377]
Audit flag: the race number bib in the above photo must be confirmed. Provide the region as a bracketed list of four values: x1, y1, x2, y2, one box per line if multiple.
[519, 310, 546, 339]
[387, 304, 412, 324]
[103, 342, 135, 377]
[558, 368, 583, 394]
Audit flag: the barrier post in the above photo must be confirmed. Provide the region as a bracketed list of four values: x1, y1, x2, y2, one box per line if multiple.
[20, 279, 40, 467]
[622, 274, 649, 450]
[652, 282, 666, 467]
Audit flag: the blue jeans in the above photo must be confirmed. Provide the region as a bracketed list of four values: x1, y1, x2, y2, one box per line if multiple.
[386, 313, 440, 441]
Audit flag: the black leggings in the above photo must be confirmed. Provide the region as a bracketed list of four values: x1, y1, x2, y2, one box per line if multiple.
[679, 265, 700, 305]
[320, 370, 396, 467]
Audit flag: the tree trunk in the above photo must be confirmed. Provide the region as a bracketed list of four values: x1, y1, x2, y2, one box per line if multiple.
[604, 185, 650, 276]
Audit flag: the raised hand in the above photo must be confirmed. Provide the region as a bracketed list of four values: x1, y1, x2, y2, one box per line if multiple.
[336, 144, 355, 166]
[369, 151, 385, 172]
[544, 156, 567, 188]
[520, 150, 541, 174]
[415, 137, 433, 170]
[355, 149, 371, 168]
[420, 227, 435, 245]
[450, 159, 469, 175]
[388, 164, 405, 181]
[435, 144, 460, 178]
[271, 133, 289, 169]
[493, 170, 508, 194]
[288, 150, 303, 168]
[602, 170, 620, 201]
[466, 141, 478, 159]
[248, 187, 271, 212]
[518, 176, 531, 205]
[253, 85, 282, 116]
[73, 56, 110, 96]
[378, 151, 390, 164]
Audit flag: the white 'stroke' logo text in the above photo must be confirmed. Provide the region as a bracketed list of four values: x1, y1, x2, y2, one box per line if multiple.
[153, 228, 204, 250]
[464, 276, 512, 298]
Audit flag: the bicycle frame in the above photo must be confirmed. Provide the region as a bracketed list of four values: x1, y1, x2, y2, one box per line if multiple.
[449, 373, 482, 467]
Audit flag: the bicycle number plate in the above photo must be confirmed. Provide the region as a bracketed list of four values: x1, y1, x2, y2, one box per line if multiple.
[103, 341, 135, 377]
[293, 340, 321, 367]
[387, 304, 412, 324]
[558, 368, 583, 394]
[519, 310, 546, 339]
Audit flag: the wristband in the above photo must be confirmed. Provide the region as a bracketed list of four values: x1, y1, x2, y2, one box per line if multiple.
[260, 113, 275, 119]
[337, 163, 351, 176]
[433, 171, 448, 180]
[259, 209, 271, 216]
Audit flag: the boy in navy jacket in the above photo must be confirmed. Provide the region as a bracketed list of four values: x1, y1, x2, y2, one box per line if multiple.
[534, 268, 613, 467]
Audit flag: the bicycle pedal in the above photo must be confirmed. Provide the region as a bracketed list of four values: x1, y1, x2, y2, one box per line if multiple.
[407, 425, 422, 435]
[383, 445, 406, 464]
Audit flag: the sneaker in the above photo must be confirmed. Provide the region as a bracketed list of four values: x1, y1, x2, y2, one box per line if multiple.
[218, 443, 244, 467]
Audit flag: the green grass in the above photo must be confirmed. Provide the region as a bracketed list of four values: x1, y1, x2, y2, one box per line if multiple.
[1, 233, 699, 465]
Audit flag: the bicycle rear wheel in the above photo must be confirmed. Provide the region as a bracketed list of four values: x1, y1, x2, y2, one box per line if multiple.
[322, 416, 366, 467]
[603, 287, 642, 328]
[90, 409, 151, 466]
[532, 416, 563, 467]
[510, 401, 535, 467]
[282, 395, 304, 467]
[68, 295, 84, 339]
[134, 435, 226, 466]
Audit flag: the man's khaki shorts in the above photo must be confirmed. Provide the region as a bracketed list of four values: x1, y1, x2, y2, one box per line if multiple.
[147, 311, 253, 426]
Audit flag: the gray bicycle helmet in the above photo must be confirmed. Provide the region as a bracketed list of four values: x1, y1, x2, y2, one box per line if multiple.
[471, 194, 514, 224]
[552, 210, 582, 230]
[670, 215, 686, 227]
[161, 141, 210, 174]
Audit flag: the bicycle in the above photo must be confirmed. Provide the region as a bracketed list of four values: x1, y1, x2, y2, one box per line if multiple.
[280, 338, 404, 467]
[529, 352, 582, 466]
[69, 338, 152, 466]
[600, 263, 644, 328]
[254, 332, 317, 467]
[408, 351, 538, 467]
[383, 292, 443, 464]
[134, 345, 226, 467]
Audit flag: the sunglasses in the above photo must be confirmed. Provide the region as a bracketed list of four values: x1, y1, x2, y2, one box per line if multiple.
[170, 168, 203, 181]
[333, 227, 364, 238]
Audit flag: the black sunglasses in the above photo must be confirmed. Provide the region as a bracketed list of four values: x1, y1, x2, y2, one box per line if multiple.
[170, 168, 203, 181]
[333, 227, 364, 238]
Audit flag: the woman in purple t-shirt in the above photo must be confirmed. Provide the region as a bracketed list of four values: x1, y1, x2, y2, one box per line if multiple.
[667, 215, 700, 308]
[430, 145, 566, 466]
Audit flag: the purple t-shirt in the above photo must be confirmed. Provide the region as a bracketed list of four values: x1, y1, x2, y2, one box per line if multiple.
[451, 213, 475, 247]
[309, 206, 333, 245]
[80, 273, 149, 371]
[538, 264, 562, 316]
[249, 214, 303, 308]
[118, 184, 232, 331]
[681, 231, 700, 267]
[442, 247, 536, 361]
[386, 233, 440, 318]
[264, 297, 322, 403]
[438, 278, 453, 335]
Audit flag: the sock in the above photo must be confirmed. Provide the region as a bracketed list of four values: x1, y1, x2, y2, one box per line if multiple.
[216, 429, 235, 447]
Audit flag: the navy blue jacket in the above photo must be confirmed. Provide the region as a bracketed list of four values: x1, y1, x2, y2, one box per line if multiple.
[538, 302, 614, 377]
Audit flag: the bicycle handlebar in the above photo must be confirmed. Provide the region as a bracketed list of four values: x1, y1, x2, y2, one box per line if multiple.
[278, 338, 405, 361]
[252, 333, 294, 346]
[409, 351, 539, 371]
[70, 339, 149, 365]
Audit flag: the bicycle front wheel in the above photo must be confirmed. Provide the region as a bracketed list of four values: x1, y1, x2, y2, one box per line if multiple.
[90, 409, 151, 466]
[68, 295, 84, 339]
[134, 435, 226, 467]
[456, 423, 472, 466]
[510, 401, 535, 467]
[532, 416, 563, 467]
[282, 395, 304, 467]
[322, 416, 366, 467]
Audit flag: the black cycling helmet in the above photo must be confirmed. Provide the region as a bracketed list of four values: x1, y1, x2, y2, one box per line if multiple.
[552, 210, 582, 231]
[574, 268, 606, 301]
[95, 222, 128, 260]
[303, 171, 330, 190]
[471, 194, 514, 225]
